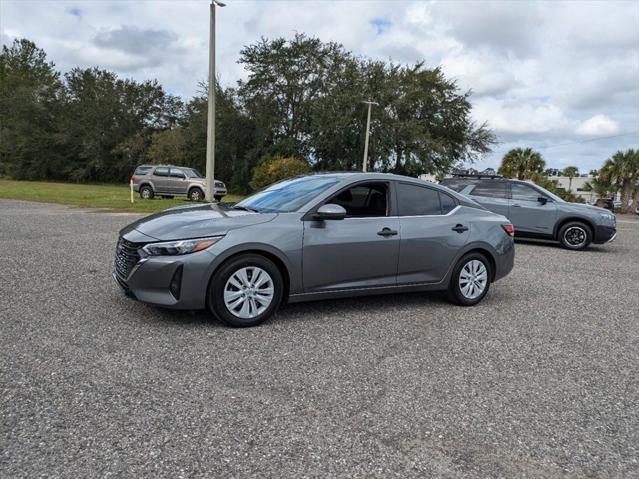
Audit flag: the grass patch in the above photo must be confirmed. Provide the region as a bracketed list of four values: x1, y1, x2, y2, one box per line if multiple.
[0, 179, 244, 213]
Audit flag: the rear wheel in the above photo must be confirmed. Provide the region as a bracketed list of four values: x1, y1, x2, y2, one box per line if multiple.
[558, 221, 592, 250]
[188, 188, 204, 202]
[139, 185, 154, 200]
[447, 253, 491, 306]
[208, 254, 284, 327]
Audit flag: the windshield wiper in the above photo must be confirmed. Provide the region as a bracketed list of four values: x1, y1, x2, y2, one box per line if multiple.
[232, 205, 260, 212]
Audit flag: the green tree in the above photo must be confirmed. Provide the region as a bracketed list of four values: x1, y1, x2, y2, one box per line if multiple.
[498, 148, 545, 180]
[0, 39, 64, 179]
[599, 149, 639, 213]
[250, 156, 311, 190]
[562, 166, 579, 192]
[583, 176, 614, 198]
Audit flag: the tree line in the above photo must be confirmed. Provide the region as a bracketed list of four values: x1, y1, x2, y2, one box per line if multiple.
[0, 35, 495, 194]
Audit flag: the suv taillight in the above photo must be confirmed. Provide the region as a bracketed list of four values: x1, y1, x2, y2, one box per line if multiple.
[501, 224, 515, 236]
[131, 176, 136, 182]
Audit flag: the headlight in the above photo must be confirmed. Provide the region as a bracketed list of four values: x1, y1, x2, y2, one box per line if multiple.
[142, 236, 223, 256]
[599, 212, 615, 222]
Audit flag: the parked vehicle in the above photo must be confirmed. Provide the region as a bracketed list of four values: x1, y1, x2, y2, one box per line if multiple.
[114, 173, 515, 327]
[440, 174, 617, 250]
[593, 198, 614, 211]
[131, 165, 227, 201]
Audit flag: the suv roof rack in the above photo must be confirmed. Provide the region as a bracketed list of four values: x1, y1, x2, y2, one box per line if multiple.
[451, 173, 504, 179]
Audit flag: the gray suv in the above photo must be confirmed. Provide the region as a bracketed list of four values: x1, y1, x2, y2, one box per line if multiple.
[440, 175, 617, 250]
[114, 173, 515, 327]
[131, 165, 227, 201]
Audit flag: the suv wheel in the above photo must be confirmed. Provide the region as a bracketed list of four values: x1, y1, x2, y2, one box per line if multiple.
[447, 253, 491, 306]
[559, 222, 592, 250]
[208, 254, 283, 327]
[139, 186, 154, 200]
[188, 188, 204, 202]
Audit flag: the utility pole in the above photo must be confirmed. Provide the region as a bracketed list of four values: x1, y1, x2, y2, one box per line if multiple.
[205, 0, 225, 202]
[361, 100, 378, 172]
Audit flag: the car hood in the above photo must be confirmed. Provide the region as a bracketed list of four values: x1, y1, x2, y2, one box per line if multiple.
[120, 203, 277, 242]
[559, 202, 610, 215]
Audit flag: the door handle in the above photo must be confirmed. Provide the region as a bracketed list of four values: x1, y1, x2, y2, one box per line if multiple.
[452, 224, 469, 233]
[377, 227, 398, 237]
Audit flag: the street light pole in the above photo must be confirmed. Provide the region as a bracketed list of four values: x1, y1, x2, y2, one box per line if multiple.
[205, 0, 225, 202]
[362, 100, 378, 172]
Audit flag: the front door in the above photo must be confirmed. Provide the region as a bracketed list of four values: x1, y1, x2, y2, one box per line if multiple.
[508, 183, 557, 235]
[395, 182, 470, 284]
[302, 182, 400, 292]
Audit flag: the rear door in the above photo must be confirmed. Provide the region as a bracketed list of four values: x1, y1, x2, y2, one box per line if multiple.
[396, 182, 470, 284]
[464, 180, 510, 218]
[302, 181, 400, 292]
[508, 183, 557, 235]
[151, 167, 171, 194]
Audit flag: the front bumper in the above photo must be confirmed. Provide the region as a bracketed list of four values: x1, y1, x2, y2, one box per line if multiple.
[593, 225, 617, 244]
[113, 251, 215, 310]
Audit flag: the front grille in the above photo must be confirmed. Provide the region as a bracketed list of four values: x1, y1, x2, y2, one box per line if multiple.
[114, 237, 141, 280]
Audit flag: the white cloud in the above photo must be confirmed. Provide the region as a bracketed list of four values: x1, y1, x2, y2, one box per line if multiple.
[576, 114, 620, 137]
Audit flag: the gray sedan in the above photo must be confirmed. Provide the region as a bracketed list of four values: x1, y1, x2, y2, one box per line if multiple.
[114, 173, 515, 327]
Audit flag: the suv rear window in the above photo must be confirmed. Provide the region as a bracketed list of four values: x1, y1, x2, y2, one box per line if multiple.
[134, 166, 152, 175]
[153, 167, 169, 177]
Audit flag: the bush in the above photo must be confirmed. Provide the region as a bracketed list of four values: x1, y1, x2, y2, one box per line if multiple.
[249, 156, 311, 190]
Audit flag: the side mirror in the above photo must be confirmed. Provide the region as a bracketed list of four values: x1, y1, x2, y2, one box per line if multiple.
[315, 203, 347, 220]
[538, 196, 548, 205]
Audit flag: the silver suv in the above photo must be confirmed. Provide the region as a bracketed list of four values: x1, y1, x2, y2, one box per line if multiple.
[131, 165, 227, 202]
[440, 174, 617, 250]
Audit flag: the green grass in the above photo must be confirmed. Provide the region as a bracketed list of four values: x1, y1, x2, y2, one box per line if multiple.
[0, 179, 244, 213]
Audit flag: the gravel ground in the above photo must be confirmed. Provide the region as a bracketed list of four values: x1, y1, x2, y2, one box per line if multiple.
[1, 200, 638, 478]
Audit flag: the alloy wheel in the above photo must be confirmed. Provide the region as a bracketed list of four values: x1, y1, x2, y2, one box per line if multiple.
[564, 226, 587, 248]
[459, 259, 488, 300]
[223, 266, 274, 319]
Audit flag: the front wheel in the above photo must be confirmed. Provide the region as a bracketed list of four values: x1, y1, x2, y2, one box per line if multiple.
[208, 254, 284, 327]
[447, 253, 491, 306]
[188, 188, 204, 202]
[558, 222, 592, 250]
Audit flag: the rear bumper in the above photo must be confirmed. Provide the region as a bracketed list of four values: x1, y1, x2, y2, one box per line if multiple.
[593, 225, 617, 244]
[494, 238, 515, 282]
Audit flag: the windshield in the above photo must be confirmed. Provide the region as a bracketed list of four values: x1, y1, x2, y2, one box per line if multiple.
[184, 168, 204, 178]
[236, 176, 340, 212]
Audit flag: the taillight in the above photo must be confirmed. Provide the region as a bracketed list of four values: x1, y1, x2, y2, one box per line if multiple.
[501, 224, 515, 236]
[131, 176, 136, 182]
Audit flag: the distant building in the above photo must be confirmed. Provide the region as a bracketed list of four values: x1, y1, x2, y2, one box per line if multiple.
[545, 168, 561, 177]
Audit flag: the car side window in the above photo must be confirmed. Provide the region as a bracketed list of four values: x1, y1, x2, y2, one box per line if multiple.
[170, 168, 185, 178]
[511, 183, 541, 201]
[153, 167, 169, 177]
[396, 183, 442, 216]
[440, 192, 457, 214]
[469, 180, 508, 199]
[327, 182, 388, 217]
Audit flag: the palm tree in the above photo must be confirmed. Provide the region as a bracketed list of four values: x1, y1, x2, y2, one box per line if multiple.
[599, 149, 639, 213]
[562, 166, 579, 192]
[498, 148, 545, 180]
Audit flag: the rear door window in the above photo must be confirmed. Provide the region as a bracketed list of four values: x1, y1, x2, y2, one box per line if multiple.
[396, 183, 443, 216]
[153, 167, 169, 177]
[440, 192, 457, 214]
[469, 180, 508, 199]
[170, 168, 186, 178]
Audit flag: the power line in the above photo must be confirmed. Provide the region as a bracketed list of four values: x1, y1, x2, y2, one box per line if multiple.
[536, 131, 639, 150]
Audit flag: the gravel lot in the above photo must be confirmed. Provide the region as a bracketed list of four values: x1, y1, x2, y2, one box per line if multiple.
[1, 199, 638, 478]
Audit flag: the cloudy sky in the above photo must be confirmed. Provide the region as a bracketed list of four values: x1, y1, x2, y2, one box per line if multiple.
[2, 0, 638, 171]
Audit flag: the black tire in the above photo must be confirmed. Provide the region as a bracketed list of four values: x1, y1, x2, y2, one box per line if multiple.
[208, 254, 284, 328]
[139, 185, 154, 200]
[161, 195, 174, 199]
[447, 252, 491, 306]
[214, 195, 224, 201]
[188, 188, 204, 202]
[558, 221, 592, 250]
